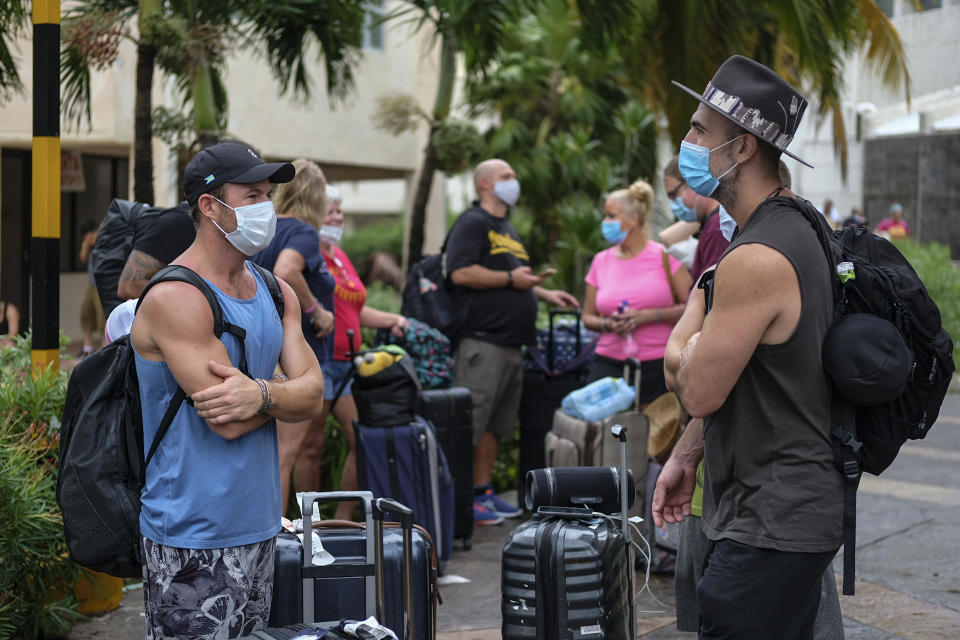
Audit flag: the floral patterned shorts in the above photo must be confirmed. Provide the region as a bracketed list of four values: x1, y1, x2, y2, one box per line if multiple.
[141, 536, 276, 640]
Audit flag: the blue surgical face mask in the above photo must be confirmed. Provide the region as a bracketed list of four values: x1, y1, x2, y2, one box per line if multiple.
[718, 205, 737, 242]
[678, 136, 742, 197]
[670, 196, 698, 223]
[601, 220, 628, 244]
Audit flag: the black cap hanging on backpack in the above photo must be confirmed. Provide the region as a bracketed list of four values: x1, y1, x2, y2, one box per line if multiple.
[822, 313, 913, 406]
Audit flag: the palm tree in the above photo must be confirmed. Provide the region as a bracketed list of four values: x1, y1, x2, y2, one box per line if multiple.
[0, 0, 29, 104]
[383, 0, 641, 268]
[61, 0, 367, 203]
[623, 0, 911, 181]
[463, 0, 656, 269]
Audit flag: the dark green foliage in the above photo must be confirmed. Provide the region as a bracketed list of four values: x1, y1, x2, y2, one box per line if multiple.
[339, 219, 405, 279]
[0, 336, 79, 638]
[433, 120, 485, 174]
[465, 0, 657, 268]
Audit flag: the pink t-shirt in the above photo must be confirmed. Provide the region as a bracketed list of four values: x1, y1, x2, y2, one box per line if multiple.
[585, 242, 682, 362]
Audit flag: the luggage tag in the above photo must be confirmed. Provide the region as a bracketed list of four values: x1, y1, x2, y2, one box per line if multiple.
[293, 492, 336, 567]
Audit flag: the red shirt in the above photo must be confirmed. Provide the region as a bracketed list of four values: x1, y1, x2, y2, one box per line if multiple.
[323, 245, 367, 360]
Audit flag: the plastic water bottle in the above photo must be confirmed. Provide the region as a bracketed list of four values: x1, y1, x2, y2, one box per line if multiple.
[618, 299, 637, 358]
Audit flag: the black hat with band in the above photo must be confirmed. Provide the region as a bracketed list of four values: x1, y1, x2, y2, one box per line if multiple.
[672, 55, 813, 168]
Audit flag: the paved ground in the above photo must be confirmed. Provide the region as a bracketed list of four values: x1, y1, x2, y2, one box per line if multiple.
[68, 393, 960, 639]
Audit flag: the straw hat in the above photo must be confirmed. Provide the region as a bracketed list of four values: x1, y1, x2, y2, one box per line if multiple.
[645, 392, 683, 464]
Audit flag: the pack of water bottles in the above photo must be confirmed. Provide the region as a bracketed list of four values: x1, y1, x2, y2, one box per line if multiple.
[560, 376, 636, 422]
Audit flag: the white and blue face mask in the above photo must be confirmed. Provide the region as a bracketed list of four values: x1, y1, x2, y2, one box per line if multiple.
[678, 136, 742, 197]
[718, 205, 737, 242]
[210, 196, 277, 256]
[670, 196, 698, 223]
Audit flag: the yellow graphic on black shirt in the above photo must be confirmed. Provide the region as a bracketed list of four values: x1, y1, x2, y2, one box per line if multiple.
[488, 230, 529, 260]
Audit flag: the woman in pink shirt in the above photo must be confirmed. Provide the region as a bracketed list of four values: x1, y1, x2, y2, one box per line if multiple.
[582, 179, 692, 407]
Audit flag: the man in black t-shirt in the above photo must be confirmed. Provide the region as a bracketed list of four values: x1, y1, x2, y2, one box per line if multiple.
[446, 158, 578, 525]
[117, 201, 196, 300]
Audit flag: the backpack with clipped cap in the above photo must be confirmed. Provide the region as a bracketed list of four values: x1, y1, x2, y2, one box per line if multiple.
[699, 197, 954, 594]
[57, 263, 283, 577]
[794, 198, 955, 594]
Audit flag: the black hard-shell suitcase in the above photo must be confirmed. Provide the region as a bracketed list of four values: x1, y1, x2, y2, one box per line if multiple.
[417, 387, 474, 550]
[502, 425, 636, 640]
[245, 625, 352, 639]
[268, 491, 438, 639]
[501, 508, 633, 639]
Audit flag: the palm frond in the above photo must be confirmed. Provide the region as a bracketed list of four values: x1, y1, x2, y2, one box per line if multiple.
[60, 43, 92, 130]
[243, 0, 365, 102]
[854, 0, 911, 105]
[0, 0, 29, 102]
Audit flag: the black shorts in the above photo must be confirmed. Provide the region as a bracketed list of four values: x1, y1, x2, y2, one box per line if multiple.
[698, 538, 838, 640]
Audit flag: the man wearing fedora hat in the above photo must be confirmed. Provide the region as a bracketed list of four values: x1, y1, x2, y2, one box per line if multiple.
[131, 141, 325, 638]
[652, 56, 842, 639]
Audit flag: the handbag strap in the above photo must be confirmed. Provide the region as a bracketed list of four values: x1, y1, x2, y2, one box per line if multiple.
[662, 249, 683, 304]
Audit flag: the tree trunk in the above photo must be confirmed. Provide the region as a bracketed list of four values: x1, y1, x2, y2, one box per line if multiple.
[133, 41, 156, 204]
[133, 0, 162, 204]
[406, 35, 457, 269]
[193, 62, 220, 148]
[407, 135, 439, 267]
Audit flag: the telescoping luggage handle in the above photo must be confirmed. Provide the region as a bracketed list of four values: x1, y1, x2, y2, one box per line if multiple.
[299, 491, 377, 625]
[609, 424, 638, 640]
[373, 498, 416, 640]
[298, 492, 418, 640]
[623, 358, 641, 410]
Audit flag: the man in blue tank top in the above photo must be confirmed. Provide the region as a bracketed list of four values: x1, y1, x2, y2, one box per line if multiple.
[653, 57, 842, 639]
[131, 142, 324, 639]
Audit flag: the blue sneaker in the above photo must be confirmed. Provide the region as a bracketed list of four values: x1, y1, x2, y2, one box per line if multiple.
[473, 501, 504, 525]
[475, 486, 523, 519]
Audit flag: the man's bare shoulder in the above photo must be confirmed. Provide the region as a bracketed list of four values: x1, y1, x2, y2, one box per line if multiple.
[715, 243, 794, 298]
[134, 280, 216, 343]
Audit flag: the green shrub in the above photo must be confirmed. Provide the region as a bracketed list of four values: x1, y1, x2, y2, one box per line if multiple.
[340, 219, 404, 280]
[361, 282, 402, 348]
[0, 334, 79, 638]
[892, 239, 960, 365]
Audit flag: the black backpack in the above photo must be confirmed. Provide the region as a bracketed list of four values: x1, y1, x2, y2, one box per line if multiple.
[91, 199, 189, 316]
[401, 213, 494, 343]
[402, 252, 468, 343]
[57, 263, 283, 577]
[792, 198, 955, 594]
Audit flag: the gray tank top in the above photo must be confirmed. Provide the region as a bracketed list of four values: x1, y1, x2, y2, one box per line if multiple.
[702, 196, 842, 553]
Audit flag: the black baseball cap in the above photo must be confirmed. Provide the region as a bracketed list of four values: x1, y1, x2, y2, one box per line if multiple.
[183, 141, 295, 206]
[672, 55, 813, 168]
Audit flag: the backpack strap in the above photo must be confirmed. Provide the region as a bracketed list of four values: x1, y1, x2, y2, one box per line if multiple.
[248, 261, 285, 319]
[831, 388, 862, 596]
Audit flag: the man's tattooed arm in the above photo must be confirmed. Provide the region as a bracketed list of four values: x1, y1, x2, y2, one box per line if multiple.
[118, 249, 165, 300]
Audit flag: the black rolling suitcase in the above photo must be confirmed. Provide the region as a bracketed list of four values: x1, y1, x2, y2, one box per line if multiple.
[266, 491, 438, 639]
[501, 426, 636, 640]
[417, 387, 474, 550]
[518, 310, 596, 505]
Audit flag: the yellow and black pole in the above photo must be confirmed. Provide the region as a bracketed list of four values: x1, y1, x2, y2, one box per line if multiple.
[31, 0, 60, 373]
